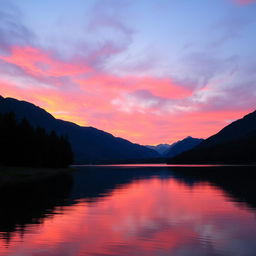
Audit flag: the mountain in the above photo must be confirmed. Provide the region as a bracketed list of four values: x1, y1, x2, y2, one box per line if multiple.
[165, 136, 204, 158]
[168, 110, 256, 164]
[146, 144, 171, 155]
[146, 137, 204, 156]
[0, 96, 159, 163]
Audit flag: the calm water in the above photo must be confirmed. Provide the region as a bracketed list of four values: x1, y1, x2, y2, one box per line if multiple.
[1, 165, 256, 256]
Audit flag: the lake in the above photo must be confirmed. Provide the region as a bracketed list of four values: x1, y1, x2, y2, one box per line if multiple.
[0, 165, 256, 256]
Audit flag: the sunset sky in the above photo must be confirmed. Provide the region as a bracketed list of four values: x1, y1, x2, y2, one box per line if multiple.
[0, 0, 256, 145]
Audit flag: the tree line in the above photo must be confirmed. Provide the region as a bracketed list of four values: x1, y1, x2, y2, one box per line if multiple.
[0, 112, 73, 167]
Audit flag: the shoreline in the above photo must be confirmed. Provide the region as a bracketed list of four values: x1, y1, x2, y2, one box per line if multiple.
[0, 166, 74, 188]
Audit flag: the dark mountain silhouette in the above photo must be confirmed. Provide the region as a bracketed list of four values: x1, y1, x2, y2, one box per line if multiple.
[168, 110, 256, 164]
[0, 96, 159, 163]
[146, 144, 171, 155]
[146, 137, 204, 156]
[165, 136, 204, 158]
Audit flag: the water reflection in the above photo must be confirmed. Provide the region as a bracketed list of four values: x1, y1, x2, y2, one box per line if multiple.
[0, 174, 73, 244]
[0, 166, 256, 256]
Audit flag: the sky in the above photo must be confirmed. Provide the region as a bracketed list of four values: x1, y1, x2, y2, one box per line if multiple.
[0, 0, 256, 145]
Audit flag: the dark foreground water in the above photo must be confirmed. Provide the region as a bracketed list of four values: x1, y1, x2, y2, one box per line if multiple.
[1, 165, 256, 256]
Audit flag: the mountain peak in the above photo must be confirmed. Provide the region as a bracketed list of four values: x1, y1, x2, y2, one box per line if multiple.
[168, 109, 256, 164]
[165, 137, 204, 158]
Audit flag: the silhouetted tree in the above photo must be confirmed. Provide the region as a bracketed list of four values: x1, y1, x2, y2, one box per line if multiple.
[0, 112, 73, 167]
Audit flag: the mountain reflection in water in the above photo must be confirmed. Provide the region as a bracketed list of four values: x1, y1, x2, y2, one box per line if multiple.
[0, 165, 256, 256]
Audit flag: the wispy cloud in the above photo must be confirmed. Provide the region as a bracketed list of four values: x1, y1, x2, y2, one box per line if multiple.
[0, 1, 35, 54]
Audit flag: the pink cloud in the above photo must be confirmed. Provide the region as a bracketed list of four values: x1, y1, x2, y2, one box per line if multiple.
[0, 46, 92, 77]
[76, 75, 192, 99]
[1, 45, 191, 99]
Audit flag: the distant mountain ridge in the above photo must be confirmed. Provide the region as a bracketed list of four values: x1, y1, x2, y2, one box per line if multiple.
[168, 110, 256, 164]
[0, 96, 159, 163]
[165, 136, 204, 158]
[147, 137, 204, 157]
[146, 144, 171, 155]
